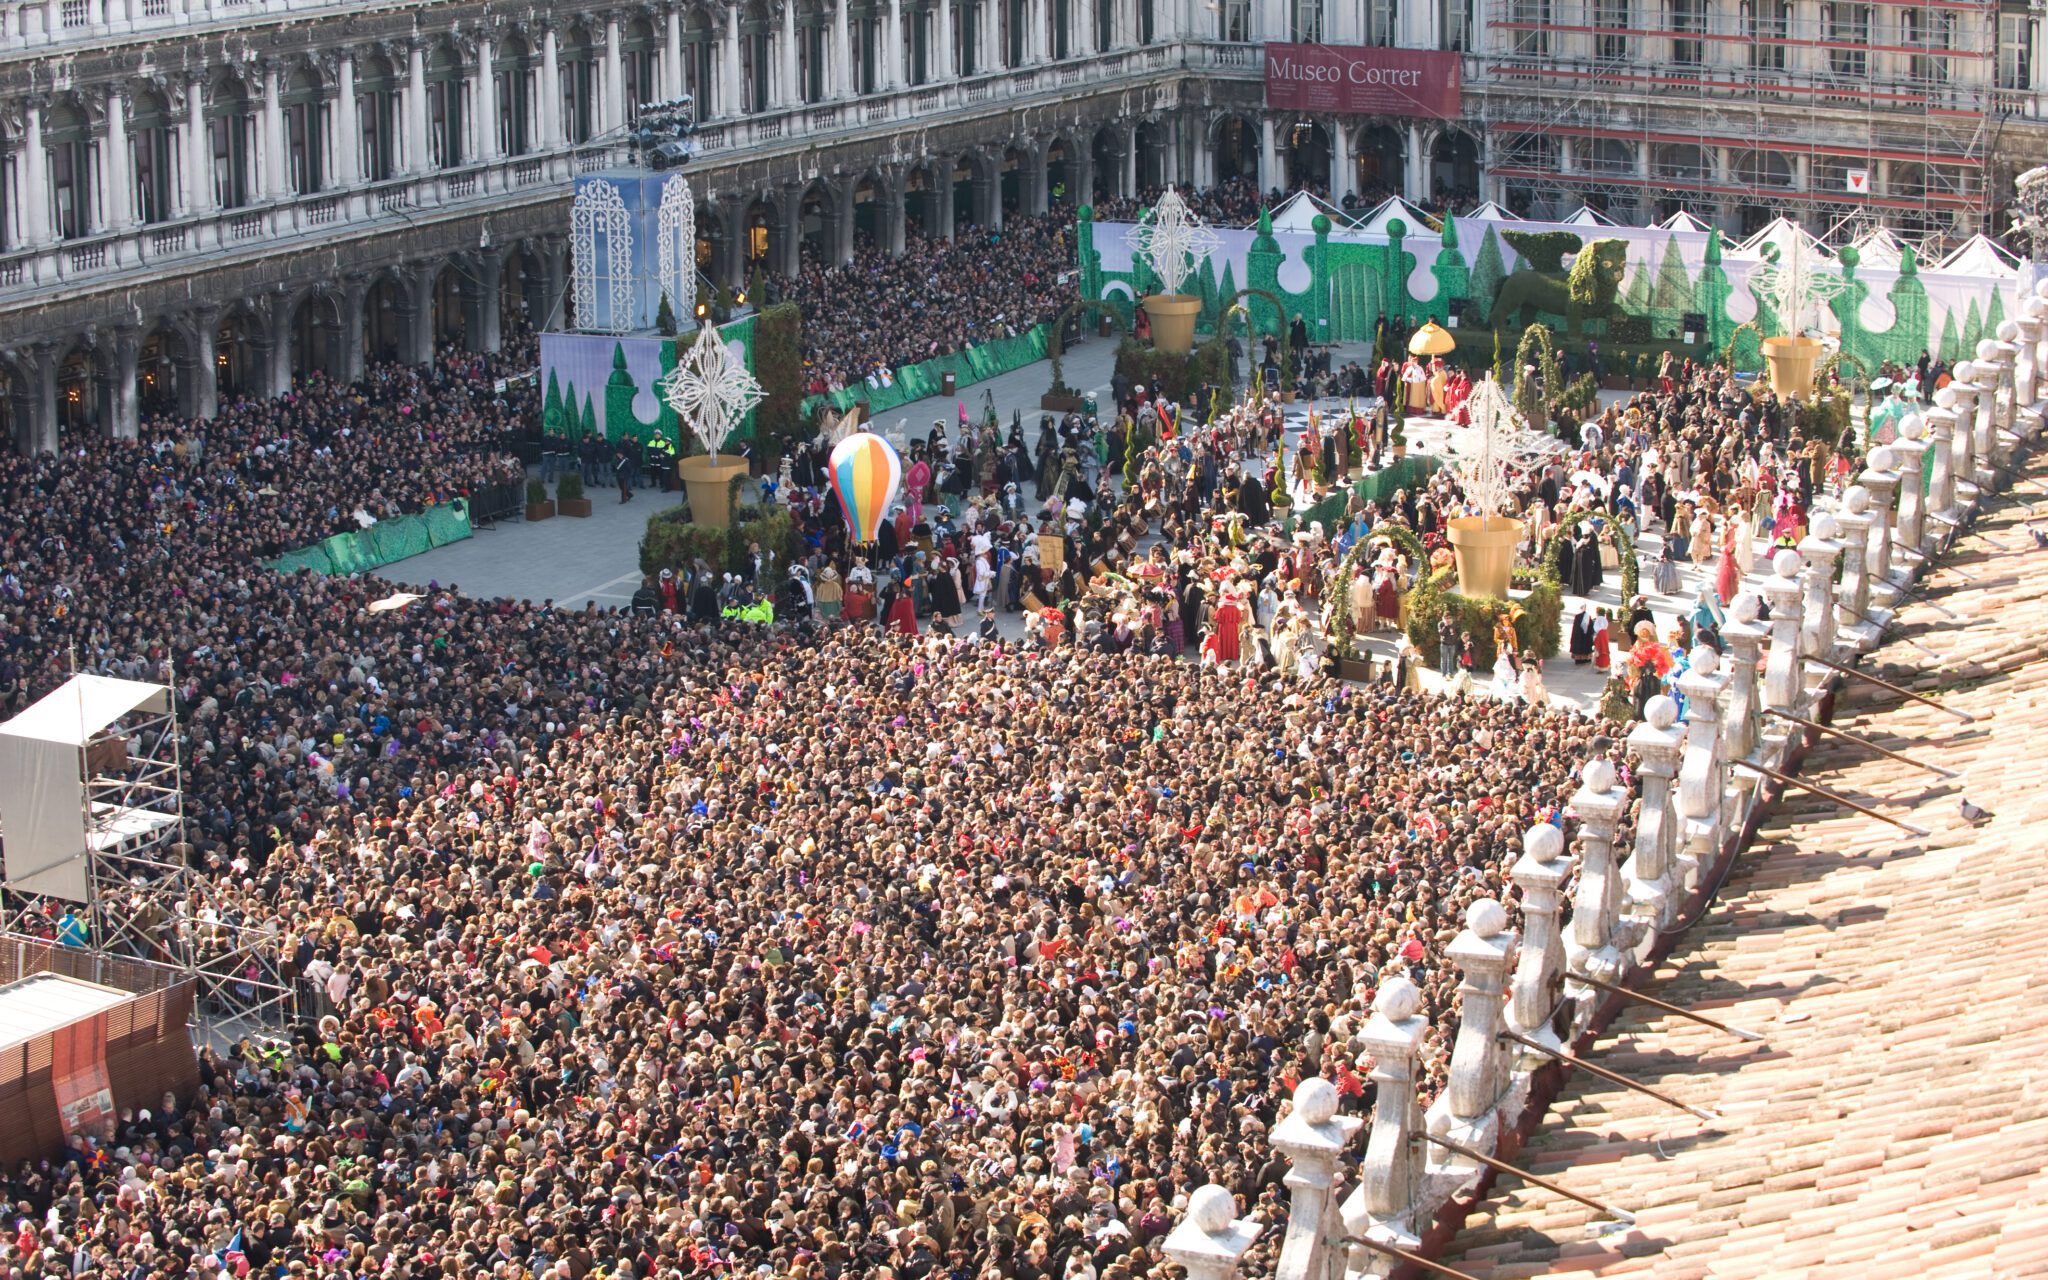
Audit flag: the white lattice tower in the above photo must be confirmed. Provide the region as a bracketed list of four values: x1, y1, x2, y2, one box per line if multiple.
[658, 322, 763, 461]
[1749, 235, 1847, 338]
[655, 173, 697, 318]
[1128, 188, 1220, 298]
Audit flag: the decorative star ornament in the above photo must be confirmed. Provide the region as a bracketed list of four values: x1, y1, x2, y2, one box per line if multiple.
[1459, 375, 1553, 520]
[1749, 234, 1847, 339]
[1128, 188, 1220, 298]
[658, 322, 764, 462]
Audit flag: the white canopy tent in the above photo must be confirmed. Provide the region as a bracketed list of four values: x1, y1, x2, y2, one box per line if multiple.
[0, 675, 170, 902]
[1849, 227, 1908, 270]
[1740, 216, 1834, 261]
[1563, 205, 1618, 226]
[1466, 200, 1522, 222]
[1265, 190, 1349, 234]
[1658, 210, 1714, 233]
[1352, 195, 1440, 238]
[1936, 234, 2021, 278]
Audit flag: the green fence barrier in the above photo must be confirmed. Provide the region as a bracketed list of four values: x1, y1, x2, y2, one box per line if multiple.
[802, 324, 1053, 418]
[266, 499, 472, 577]
[1289, 455, 1442, 531]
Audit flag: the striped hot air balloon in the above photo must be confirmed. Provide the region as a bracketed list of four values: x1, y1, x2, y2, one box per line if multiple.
[829, 431, 904, 545]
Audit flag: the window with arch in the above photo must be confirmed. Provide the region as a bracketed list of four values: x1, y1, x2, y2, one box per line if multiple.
[1823, 3, 1869, 77]
[1138, 0, 1153, 42]
[1051, 0, 1069, 61]
[1007, 0, 1026, 66]
[426, 44, 465, 167]
[623, 17, 659, 120]
[1510, 0, 1550, 54]
[2001, 12, 2035, 91]
[495, 36, 533, 156]
[208, 76, 255, 210]
[1219, 0, 1250, 40]
[1444, 0, 1471, 49]
[1743, 0, 1788, 71]
[1291, 0, 1322, 41]
[45, 102, 94, 240]
[130, 89, 176, 225]
[685, 8, 718, 106]
[797, 2, 827, 103]
[1670, 0, 1705, 65]
[356, 54, 399, 181]
[1595, 0, 1628, 61]
[561, 26, 597, 142]
[283, 65, 326, 195]
[1367, 0, 1396, 45]
[1094, 0, 1113, 51]
[743, 5, 772, 114]
[855, 0, 882, 90]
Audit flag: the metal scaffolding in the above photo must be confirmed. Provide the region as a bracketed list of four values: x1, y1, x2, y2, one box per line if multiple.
[1471, 0, 2000, 247]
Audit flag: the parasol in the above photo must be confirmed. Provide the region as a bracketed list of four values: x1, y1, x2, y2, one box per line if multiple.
[1408, 322, 1457, 357]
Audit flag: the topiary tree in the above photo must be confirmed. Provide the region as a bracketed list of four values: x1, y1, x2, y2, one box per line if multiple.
[1465, 225, 1509, 326]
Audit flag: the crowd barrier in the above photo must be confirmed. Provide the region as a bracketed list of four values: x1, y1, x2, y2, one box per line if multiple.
[1290, 454, 1442, 532]
[267, 500, 472, 576]
[801, 323, 1054, 418]
[469, 480, 527, 526]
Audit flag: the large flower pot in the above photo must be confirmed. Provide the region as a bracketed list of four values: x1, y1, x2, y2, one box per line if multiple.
[678, 455, 751, 529]
[1446, 515, 1523, 600]
[1762, 335, 1824, 401]
[1142, 293, 1202, 356]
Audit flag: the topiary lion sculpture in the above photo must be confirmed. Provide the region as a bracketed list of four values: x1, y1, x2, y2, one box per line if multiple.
[1490, 236, 1629, 338]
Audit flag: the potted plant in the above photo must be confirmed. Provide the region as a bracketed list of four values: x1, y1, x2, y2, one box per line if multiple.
[1042, 308, 1087, 412]
[556, 470, 592, 517]
[1753, 240, 1842, 402]
[525, 477, 555, 522]
[1390, 405, 1408, 459]
[664, 321, 764, 529]
[1445, 376, 1540, 600]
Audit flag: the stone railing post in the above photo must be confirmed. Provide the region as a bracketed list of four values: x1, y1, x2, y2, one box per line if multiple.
[1758, 548, 1804, 720]
[1719, 590, 1768, 817]
[1833, 486, 1877, 648]
[1164, 1186, 1263, 1280]
[1269, 1078, 1362, 1280]
[1423, 900, 1517, 1184]
[1891, 414, 1929, 557]
[1620, 695, 1685, 945]
[1947, 363, 1985, 503]
[1673, 645, 1730, 896]
[1564, 757, 1628, 1000]
[1340, 979, 1432, 1268]
[1981, 333, 2020, 474]
[1506, 823, 1570, 1057]
[1923, 392, 1962, 533]
[2016, 307, 2045, 412]
[1796, 513, 1843, 677]
[1859, 445, 1902, 603]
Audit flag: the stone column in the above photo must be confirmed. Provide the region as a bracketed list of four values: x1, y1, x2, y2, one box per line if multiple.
[477, 247, 504, 352]
[1858, 446, 1901, 596]
[1758, 548, 1804, 720]
[1796, 512, 1843, 671]
[935, 160, 956, 240]
[335, 54, 362, 190]
[1119, 121, 1137, 198]
[541, 26, 566, 146]
[1259, 116, 1278, 195]
[1506, 824, 1569, 1055]
[9, 346, 58, 457]
[833, 0, 853, 95]
[1894, 413, 1931, 553]
[1719, 591, 1767, 817]
[402, 261, 437, 364]
[407, 41, 432, 174]
[476, 34, 502, 162]
[185, 310, 220, 419]
[2014, 310, 2043, 410]
[340, 277, 369, 383]
[109, 327, 141, 440]
[1937, 367, 1978, 501]
[603, 17, 626, 130]
[1832, 486, 1876, 646]
[1161, 1187, 1261, 1280]
[1266, 1079, 1361, 1280]
[1330, 120, 1353, 206]
[1673, 646, 1730, 897]
[1339, 979, 1432, 1260]
[19, 100, 51, 246]
[1928, 376, 1969, 509]
[722, 10, 743, 116]
[261, 60, 289, 199]
[935, 0, 955, 80]
[882, 165, 908, 254]
[183, 79, 215, 221]
[105, 87, 136, 231]
[666, 5, 688, 99]
[1621, 696, 1685, 938]
[1423, 900, 1517, 1178]
[1564, 757, 1627, 994]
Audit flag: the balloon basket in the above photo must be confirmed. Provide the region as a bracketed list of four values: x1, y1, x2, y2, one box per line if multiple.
[679, 455, 751, 529]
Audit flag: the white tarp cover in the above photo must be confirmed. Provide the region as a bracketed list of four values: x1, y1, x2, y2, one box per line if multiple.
[1660, 210, 1713, 233]
[1466, 201, 1522, 222]
[0, 974, 130, 1052]
[1352, 196, 1439, 238]
[1936, 234, 2020, 278]
[1850, 227, 1908, 270]
[1265, 190, 1348, 234]
[0, 675, 167, 903]
[1563, 206, 1617, 226]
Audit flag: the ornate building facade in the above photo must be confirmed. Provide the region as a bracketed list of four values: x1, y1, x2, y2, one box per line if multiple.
[1, 0, 2042, 451]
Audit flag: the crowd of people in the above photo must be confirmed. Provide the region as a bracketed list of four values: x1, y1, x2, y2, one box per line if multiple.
[0, 171, 1897, 1280]
[772, 215, 1079, 399]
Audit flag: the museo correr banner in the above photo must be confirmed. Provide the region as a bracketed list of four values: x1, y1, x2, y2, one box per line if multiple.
[1263, 43, 1463, 118]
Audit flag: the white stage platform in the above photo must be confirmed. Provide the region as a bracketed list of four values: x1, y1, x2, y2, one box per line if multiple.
[0, 971, 130, 1051]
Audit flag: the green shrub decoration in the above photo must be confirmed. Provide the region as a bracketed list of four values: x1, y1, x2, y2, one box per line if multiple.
[638, 505, 805, 580]
[526, 477, 548, 505]
[1402, 568, 1563, 670]
[557, 472, 585, 502]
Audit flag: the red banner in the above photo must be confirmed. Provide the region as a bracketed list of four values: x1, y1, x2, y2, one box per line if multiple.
[1263, 44, 1463, 119]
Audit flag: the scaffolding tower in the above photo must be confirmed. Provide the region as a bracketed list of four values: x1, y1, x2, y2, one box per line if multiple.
[1472, 0, 2002, 249]
[0, 673, 296, 1042]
